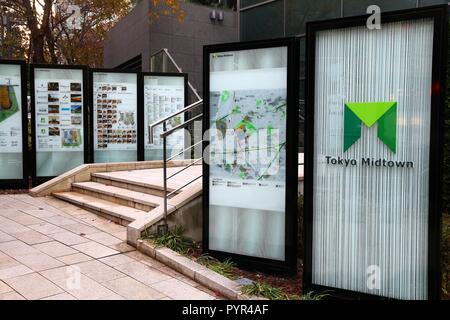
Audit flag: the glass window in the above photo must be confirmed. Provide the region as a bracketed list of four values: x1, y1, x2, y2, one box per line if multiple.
[241, 0, 270, 8]
[286, 0, 341, 35]
[419, 0, 448, 6]
[343, 0, 417, 16]
[240, 1, 284, 41]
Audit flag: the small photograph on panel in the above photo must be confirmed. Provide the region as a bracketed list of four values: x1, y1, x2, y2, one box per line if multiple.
[47, 82, 59, 91]
[70, 83, 82, 92]
[48, 127, 60, 136]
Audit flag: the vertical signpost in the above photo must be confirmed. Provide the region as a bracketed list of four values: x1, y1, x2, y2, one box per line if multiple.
[31, 65, 88, 185]
[0, 60, 28, 189]
[90, 70, 141, 163]
[304, 6, 447, 299]
[140, 72, 188, 161]
[203, 38, 299, 274]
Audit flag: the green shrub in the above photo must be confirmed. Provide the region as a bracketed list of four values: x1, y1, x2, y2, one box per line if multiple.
[196, 254, 236, 279]
[144, 225, 195, 255]
[241, 282, 286, 300]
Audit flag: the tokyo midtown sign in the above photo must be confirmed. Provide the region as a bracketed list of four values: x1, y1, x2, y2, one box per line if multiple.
[304, 6, 447, 300]
[344, 102, 397, 153]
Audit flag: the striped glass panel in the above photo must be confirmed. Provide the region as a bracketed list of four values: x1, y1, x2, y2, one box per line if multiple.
[312, 18, 434, 299]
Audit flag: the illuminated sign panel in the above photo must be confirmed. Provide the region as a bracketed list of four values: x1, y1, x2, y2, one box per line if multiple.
[304, 6, 447, 299]
[203, 38, 299, 274]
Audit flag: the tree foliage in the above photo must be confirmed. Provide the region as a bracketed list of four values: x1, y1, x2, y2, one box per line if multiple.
[0, 0, 133, 66]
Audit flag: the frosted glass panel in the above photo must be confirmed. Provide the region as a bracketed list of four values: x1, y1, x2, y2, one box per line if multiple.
[208, 46, 288, 261]
[34, 68, 85, 177]
[312, 18, 434, 299]
[0, 64, 23, 180]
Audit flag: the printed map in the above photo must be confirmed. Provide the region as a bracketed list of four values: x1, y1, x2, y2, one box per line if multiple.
[209, 89, 286, 181]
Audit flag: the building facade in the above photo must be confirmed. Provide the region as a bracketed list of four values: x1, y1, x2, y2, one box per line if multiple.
[103, 0, 238, 98]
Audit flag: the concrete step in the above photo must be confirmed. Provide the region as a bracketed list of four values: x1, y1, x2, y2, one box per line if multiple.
[72, 181, 163, 212]
[91, 172, 177, 197]
[53, 191, 147, 226]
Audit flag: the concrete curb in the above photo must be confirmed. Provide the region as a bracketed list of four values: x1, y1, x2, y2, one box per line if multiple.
[136, 239, 266, 300]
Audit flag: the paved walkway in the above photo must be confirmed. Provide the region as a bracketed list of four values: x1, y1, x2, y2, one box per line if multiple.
[0, 194, 218, 300]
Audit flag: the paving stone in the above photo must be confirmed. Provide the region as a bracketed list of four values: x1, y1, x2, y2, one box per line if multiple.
[57, 253, 92, 265]
[124, 251, 167, 268]
[100, 294, 125, 300]
[49, 231, 90, 246]
[0, 291, 25, 300]
[0, 231, 15, 243]
[6, 213, 43, 226]
[0, 219, 30, 235]
[0, 265, 33, 280]
[103, 276, 166, 300]
[40, 215, 78, 226]
[5, 273, 63, 300]
[62, 223, 100, 235]
[0, 209, 22, 218]
[12, 252, 65, 272]
[29, 223, 66, 235]
[22, 209, 58, 219]
[0, 252, 20, 270]
[41, 292, 77, 300]
[33, 241, 79, 258]
[0, 240, 37, 256]
[85, 232, 123, 246]
[151, 278, 214, 300]
[113, 261, 171, 286]
[99, 254, 135, 267]
[13, 230, 53, 245]
[71, 241, 119, 259]
[74, 260, 125, 283]
[110, 242, 135, 253]
[0, 280, 13, 294]
[40, 266, 115, 300]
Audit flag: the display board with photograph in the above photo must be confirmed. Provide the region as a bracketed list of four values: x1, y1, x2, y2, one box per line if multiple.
[91, 70, 139, 163]
[143, 73, 187, 160]
[31, 65, 87, 185]
[0, 60, 27, 188]
[304, 6, 447, 300]
[203, 39, 299, 274]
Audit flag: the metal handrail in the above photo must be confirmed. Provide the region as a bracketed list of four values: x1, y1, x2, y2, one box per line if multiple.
[149, 99, 203, 144]
[150, 48, 202, 101]
[167, 175, 202, 198]
[167, 140, 202, 161]
[167, 158, 202, 180]
[149, 99, 204, 235]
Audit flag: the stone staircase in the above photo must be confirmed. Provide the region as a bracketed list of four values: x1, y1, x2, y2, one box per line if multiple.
[30, 161, 203, 245]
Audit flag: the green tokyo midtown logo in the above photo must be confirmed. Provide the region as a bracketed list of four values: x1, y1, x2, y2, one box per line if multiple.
[344, 102, 397, 153]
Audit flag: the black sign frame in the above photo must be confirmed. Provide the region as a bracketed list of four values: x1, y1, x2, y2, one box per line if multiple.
[202, 37, 300, 275]
[303, 5, 448, 300]
[138, 72, 189, 161]
[30, 64, 89, 187]
[0, 59, 29, 189]
[89, 68, 142, 163]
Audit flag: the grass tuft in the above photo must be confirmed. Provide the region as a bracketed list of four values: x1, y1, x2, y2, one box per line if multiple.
[144, 225, 195, 255]
[196, 254, 236, 279]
